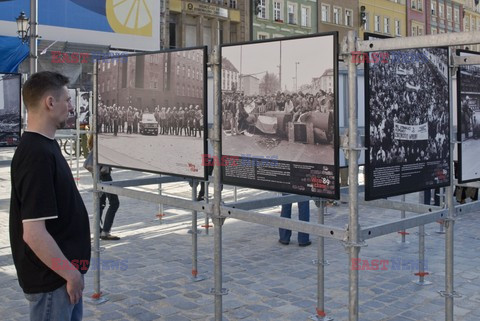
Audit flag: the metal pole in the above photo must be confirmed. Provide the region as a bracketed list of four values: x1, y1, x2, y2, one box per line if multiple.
[91, 62, 102, 301]
[443, 53, 457, 321]
[310, 200, 333, 321]
[29, 0, 38, 74]
[400, 194, 407, 243]
[191, 180, 199, 279]
[347, 31, 360, 321]
[204, 181, 211, 235]
[234, 186, 238, 202]
[414, 192, 431, 285]
[75, 89, 81, 184]
[212, 24, 225, 321]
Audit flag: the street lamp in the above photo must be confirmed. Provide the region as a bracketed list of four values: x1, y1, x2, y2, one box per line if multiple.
[295, 61, 300, 91]
[15, 11, 29, 43]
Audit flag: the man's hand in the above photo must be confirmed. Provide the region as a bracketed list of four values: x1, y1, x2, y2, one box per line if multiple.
[65, 270, 84, 304]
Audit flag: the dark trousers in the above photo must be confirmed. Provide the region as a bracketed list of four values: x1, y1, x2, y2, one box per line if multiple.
[100, 173, 119, 233]
[279, 199, 310, 244]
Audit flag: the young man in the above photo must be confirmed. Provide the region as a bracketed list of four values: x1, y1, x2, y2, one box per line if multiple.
[9, 72, 91, 321]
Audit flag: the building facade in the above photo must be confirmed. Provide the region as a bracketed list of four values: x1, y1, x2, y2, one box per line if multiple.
[98, 51, 204, 110]
[252, 0, 317, 40]
[222, 57, 240, 92]
[407, 0, 427, 36]
[241, 75, 260, 95]
[428, 0, 463, 35]
[462, 0, 480, 51]
[166, 0, 249, 49]
[318, 1, 359, 44]
[359, 0, 407, 38]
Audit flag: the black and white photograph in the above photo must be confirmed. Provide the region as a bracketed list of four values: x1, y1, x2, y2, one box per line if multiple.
[97, 47, 208, 179]
[64, 88, 77, 129]
[457, 50, 480, 183]
[0, 73, 21, 147]
[221, 33, 339, 198]
[365, 47, 450, 200]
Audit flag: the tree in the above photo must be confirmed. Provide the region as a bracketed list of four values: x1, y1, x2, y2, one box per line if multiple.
[259, 72, 280, 95]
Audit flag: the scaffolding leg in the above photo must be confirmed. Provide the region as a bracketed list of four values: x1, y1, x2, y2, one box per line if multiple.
[156, 181, 165, 223]
[398, 194, 409, 244]
[309, 200, 333, 321]
[190, 180, 206, 282]
[202, 181, 212, 235]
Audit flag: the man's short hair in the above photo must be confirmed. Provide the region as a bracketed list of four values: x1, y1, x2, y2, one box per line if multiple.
[23, 71, 69, 110]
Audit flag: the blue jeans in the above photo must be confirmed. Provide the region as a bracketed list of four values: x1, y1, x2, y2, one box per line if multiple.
[24, 283, 83, 321]
[279, 200, 310, 244]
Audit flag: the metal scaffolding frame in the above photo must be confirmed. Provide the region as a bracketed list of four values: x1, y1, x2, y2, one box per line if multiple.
[89, 30, 480, 321]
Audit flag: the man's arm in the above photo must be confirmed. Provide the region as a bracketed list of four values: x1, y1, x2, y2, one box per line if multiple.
[23, 220, 84, 304]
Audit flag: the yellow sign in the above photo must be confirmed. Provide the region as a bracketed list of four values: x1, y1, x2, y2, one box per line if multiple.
[185, 2, 229, 18]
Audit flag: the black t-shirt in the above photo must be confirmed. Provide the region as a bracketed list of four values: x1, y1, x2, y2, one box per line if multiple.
[9, 132, 91, 294]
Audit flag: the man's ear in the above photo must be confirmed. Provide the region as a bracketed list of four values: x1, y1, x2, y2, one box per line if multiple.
[45, 95, 55, 111]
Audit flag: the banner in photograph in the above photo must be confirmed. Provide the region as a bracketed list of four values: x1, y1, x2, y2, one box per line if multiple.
[393, 122, 428, 141]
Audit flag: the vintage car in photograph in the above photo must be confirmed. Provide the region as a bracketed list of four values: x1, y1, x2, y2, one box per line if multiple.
[139, 113, 158, 135]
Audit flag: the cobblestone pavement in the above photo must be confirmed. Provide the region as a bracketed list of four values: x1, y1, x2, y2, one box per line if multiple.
[1, 149, 480, 321]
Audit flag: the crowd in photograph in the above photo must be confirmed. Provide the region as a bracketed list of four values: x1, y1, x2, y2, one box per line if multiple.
[97, 103, 203, 137]
[369, 48, 450, 166]
[221, 90, 334, 141]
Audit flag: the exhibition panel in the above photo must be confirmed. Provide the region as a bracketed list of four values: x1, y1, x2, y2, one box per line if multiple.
[220, 33, 339, 199]
[96, 47, 208, 180]
[0, 73, 21, 147]
[365, 46, 451, 200]
[457, 49, 480, 183]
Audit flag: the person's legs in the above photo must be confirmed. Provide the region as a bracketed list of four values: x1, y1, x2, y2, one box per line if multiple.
[102, 193, 119, 233]
[24, 283, 82, 321]
[297, 201, 310, 245]
[99, 192, 107, 233]
[279, 203, 292, 244]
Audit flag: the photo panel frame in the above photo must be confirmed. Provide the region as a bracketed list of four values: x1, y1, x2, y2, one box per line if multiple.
[220, 32, 339, 199]
[96, 47, 208, 180]
[457, 49, 480, 183]
[0, 73, 21, 147]
[364, 40, 450, 200]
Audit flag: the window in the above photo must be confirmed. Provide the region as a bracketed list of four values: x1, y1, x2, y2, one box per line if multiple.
[374, 15, 380, 32]
[395, 20, 401, 36]
[412, 25, 417, 36]
[321, 4, 330, 22]
[345, 9, 353, 27]
[439, 3, 444, 18]
[431, 27, 437, 34]
[274, 1, 282, 21]
[258, 33, 268, 40]
[454, 8, 459, 22]
[229, 0, 237, 9]
[418, 0, 423, 11]
[258, 0, 266, 19]
[431, 1, 436, 16]
[418, 26, 423, 35]
[411, 0, 416, 9]
[333, 7, 341, 24]
[465, 16, 469, 31]
[447, 6, 452, 21]
[301, 6, 310, 27]
[384, 17, 390, 34]
[288, 3, 297, 24]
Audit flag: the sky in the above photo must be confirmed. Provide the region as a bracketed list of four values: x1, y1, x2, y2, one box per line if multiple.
[222, 35, 335, 91]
